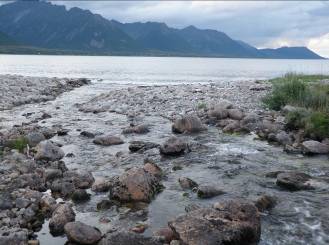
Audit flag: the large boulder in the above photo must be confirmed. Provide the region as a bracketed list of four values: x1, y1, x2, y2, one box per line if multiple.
[35, 140, 64, 161]
[98, 231, 162, 245]
[49, 203, 75, 235]
[172, 115, 206, 134]
[64, 221, 102, 245]
[168, 199, 261, 245]
[110, 164, 163, 203]
[276, 171, 313, 191]
[160, 137, 187, 156]
[302, 140, 329, 154]
[93, 135, 124, 146]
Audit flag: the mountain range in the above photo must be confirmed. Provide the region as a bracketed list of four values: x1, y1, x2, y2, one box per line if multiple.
[0, 0, 324, 59]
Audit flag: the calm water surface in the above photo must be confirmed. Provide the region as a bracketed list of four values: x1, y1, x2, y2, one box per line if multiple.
[0, 55, 329, 84]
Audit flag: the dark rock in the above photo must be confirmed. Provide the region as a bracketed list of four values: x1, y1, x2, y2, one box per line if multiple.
[160, 137, 187, 156]
[97, 200, 116, 210]
[254, 195, 277, 212]
[168, 199, 260, 245]
[80, 131, 95, 138]
[57, 129, 69, 136]
[63, 170, 94, 189]
[71, 189, 91, 203]
[49, 203, 75, 235]
[129, 141, 159, 153]
[172, 115, 206, 134]
[64, 221, 102, 245]
[44, 169, 62, 182]
[196, 185, 225, 199]
[93, 135, 124, 146]
[227, 109, 244, 120]
[276, 171, 313, 191]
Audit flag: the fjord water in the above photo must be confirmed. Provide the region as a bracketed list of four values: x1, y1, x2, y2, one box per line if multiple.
[1, 55, 329, 83]
[1, 55, 329, 245]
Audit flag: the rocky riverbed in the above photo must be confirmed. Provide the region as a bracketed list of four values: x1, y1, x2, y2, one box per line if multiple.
[0, 75, 329, 245]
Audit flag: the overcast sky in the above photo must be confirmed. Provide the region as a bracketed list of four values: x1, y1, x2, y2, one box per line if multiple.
[31, 1, 329, 57]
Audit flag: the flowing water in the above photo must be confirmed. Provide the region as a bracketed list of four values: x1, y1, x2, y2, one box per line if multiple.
[1, 55, 329, 244]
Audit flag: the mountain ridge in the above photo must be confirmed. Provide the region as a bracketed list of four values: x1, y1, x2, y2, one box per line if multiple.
[0, 1, 324, 59]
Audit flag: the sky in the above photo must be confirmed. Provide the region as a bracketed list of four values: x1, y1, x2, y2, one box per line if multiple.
[3, 1, 329, 57]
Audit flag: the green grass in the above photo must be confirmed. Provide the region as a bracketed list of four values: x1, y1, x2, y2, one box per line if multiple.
[263, 73, 329, 140]
[8, 137, 29, 153]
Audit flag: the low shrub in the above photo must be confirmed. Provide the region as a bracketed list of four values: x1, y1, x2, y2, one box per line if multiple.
[305, 112, 329, 140]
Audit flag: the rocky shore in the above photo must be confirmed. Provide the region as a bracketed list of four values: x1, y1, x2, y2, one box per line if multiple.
[0, 75, 90, 110]
[0, 75, 328, 244]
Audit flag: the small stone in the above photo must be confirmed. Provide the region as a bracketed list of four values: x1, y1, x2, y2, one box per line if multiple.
[196, 185, 225, 198]
[254, 195, 277, 212]
[178, 177, 198, 190]
[93, 135, 124, 146]
[35, 141, 64, 161]
[160, 137, 187, 156]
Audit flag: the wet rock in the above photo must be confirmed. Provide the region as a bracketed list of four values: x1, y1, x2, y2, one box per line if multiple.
[40, 195, 57, 215]
[122, 124, 150, 134]
[227, 109, 244, 120]
[110, 165, 163, 203]
[178, 177, 198, 190]
[276, 171, 313, 191]
[302, 140, 329, 154]
[35, 140, 65, 161]
[63, 170, 94, 189]
[196, 185, 225, 199]
[168, 199, 260, 245]
[254, 195, 277, 212]
[92, 178, 111, 192]
[49, 203, 75, 235]
[64, 221, 102, 245]
[57, 128, 69, 136]
[71, 189, 91, 203]
[80, 131, 95, 138]
[97, 200, 116, 210]
[93, 135, 124, 146]
[160, 137, 187, 156]
[172, 115, 206, 134]
[129, 141, 159, 153]
[143, 162, 163, 178]
[284, 144, 303, 154]
[98, 231, 162, 245]
[154, 228, 176, 243]
[25, 131, 45, 147]
[131, 224, 148, 234]
[185, 203, 201, 213]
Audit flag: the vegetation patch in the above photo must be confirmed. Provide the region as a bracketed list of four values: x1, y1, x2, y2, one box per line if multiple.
[7, 137, 29, 153]
[263, 73, 329, 140]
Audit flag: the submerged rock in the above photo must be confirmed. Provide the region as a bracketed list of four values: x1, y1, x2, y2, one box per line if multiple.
[178, 177, 198, 190]
[98, 231, 162, 245]
[196, 185, 225, 199]
[254, 195, 277, 212]
[302, 140, 329, 154]
[168, 199, 260, 245]
[64, 221, 102, 245]
[122, 124, 150, 134]
[49, 203, 75, 235]
[160, 137, 187, 156]
[35, 140, 64, 161]
[172, 115, 206, 134]
[93, 135, 124, 146]
[129, 141, 159, 153]
[276, 171, 313, 191]
[71, 189, 91, 203]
